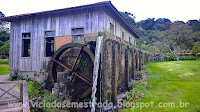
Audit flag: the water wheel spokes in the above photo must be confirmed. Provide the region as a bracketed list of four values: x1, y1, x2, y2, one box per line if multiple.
[49, 43, 95, 100]
[52, 59, 92, 84]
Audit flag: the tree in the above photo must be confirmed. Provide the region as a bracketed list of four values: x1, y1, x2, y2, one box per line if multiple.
[137, 18, 172, 31]
[0, 40, 9, 58]
[157, 31, 173, 53]
[121, 12, 198, 53]
[0, 11, 9, 32]
[155, 18, 172, 30]
[174, 46, 181, 64]
[192, 31, 200, 42]
[187, 20, 200, 32]
[0, 11, 10, 58]
[0, 11, 5, 25]
[0, 11, 7, 31]
[0, 31, 9, 42]
[120, 12, 136, 28]
[137, 18, 156, 30]
[192, 45, 200, 60]
[156, 18, 171, 24]
[0, 40, 3, 47]
[167, 22, 192, 48]
[166, 22, 193, 63]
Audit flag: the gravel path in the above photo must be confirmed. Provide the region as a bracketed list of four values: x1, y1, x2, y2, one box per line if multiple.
[0, 74, 10, 81]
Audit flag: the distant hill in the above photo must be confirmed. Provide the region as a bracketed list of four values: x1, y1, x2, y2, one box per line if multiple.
[121, 12, 200, 53]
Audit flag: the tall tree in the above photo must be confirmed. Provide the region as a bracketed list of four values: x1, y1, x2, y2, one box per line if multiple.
[187, 20, 200, 32]
[137, 18, 172, 31]
[0, 11, 9, 41]
[0, 11, 6, 30]
[0, 11, 10, 58]
[0, 11, 5, 23]
[120, 12, 136, 28]
[192, 45, 200, 60]
[167, 22, 192, 48]
[166, 22, 193, 63]
[192, 31, 200, 42]
[157, 31, 173, 53]
[137, 18, 156, 30]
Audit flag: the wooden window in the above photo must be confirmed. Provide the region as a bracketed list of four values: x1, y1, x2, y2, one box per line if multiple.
[22, 33, 31, 57]
[71, 28, 84, 56]
[72, 28, 84, 43]
[110, 23, 114, 34]
[45, 31, 55, 57]
[122, 31, 124, 42]
[72, 28, 84, 35]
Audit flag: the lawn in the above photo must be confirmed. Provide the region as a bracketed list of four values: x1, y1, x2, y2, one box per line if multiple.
[121, 59, 200, 112]
[0, 59, 9, 75]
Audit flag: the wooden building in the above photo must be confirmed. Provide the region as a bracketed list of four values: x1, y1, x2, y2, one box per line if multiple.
[1, 1, 139, 80]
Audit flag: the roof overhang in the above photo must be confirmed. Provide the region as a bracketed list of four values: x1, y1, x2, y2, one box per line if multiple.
[0, 1, 140, 38]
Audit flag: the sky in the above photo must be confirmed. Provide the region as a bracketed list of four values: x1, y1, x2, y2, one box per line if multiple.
[1, 0, 200, 22]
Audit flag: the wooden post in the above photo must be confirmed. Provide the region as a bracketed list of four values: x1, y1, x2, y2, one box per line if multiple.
[23, 80, 30, 112]
[20, 81, 23, 101]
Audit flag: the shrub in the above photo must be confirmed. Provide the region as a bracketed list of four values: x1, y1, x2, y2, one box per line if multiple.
[0, 55, 8, 59]
[192, 45, 200, 59]
[9, 71, 44, 99]
[126, 81, 146, 101]
[0, 41, 9, 57]
[9, 72, 66, 111]
[164, 55, 196, 61]
[27, 80, 45, 99]
[161, 47, 170, 53]
[179, 56, 196, 60]
[163, 55, 176, 61]
[10, 71, 23, 81]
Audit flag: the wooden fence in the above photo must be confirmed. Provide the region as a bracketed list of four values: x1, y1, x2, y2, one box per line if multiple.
[0, 80, 30, 112]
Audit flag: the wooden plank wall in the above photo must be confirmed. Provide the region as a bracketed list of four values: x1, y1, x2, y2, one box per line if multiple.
[10, 7, 105, 72]
[104, 10, 137, 45]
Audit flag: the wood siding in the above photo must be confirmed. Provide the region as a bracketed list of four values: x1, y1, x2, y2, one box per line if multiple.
[104, 10, 136, 44]
[9, 7, 137, 72]
[10, 7, 105, 72]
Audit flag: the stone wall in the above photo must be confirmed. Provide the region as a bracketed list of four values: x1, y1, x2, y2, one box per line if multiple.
[99, 39, 149, 104]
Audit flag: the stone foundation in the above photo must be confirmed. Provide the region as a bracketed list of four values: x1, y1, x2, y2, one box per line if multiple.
[99, 38, 149, 104]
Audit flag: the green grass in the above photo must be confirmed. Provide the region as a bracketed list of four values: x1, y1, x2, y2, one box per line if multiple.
[121, 59, 200, 112]
[0, 59, 9, 75]
[0, 59, 9, 64]
[0, 65, 9, 75]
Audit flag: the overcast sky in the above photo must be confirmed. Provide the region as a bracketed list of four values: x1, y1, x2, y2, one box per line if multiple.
[1, 0, 200, 22]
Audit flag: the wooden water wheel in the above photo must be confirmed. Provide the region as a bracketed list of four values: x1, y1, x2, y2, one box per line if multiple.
[49, 42, 95, 101]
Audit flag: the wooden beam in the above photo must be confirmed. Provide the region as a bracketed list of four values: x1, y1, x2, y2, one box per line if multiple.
[0, 98, 20, 105]
[20, 82, 23, 101]
[0, 106, 23, 112]
[0, 81, 22, 84]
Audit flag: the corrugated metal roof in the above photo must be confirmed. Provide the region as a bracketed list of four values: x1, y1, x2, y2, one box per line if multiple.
[0, 1, 140, 38]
